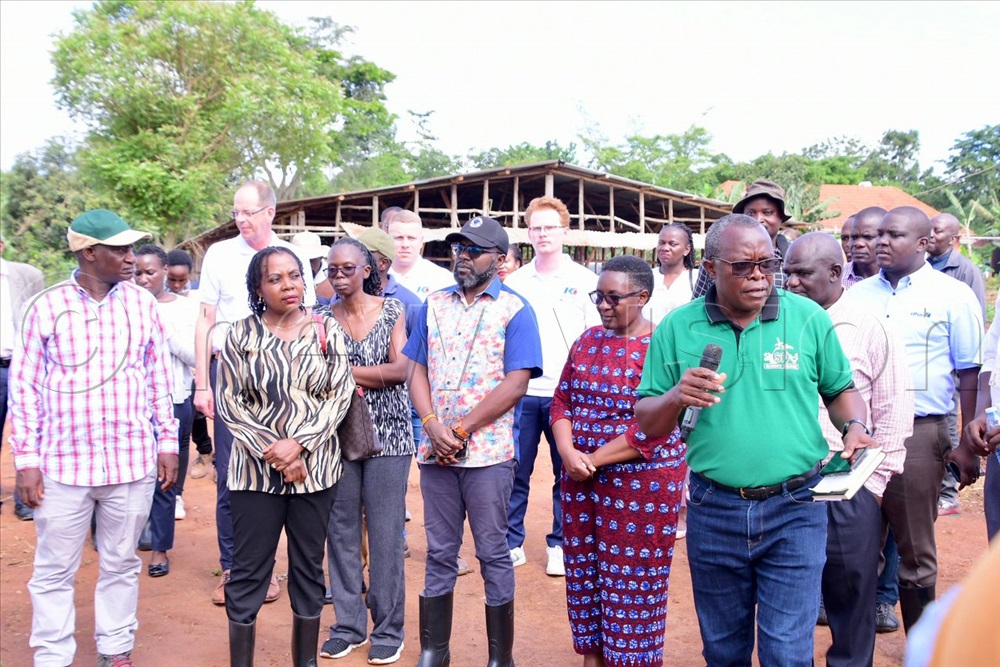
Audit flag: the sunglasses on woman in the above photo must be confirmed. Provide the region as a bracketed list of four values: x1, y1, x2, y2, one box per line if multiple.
[326, 265, 358, 278]
[589, 290, 643, 307]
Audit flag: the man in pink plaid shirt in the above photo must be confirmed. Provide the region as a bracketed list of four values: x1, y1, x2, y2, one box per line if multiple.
[9, 209, 179, 667]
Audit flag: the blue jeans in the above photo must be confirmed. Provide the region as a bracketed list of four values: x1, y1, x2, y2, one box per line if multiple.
[876, 527, 899, 605]
[687, 471, 828, 667]
[507, 395, 562, 550]
[0, 364, 29, 514]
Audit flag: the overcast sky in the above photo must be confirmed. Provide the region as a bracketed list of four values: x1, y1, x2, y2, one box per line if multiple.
[1, 1, 998, 174]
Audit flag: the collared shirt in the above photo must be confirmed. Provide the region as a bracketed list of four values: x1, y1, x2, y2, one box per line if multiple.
[0, 258, 14, 358]
[199, 233, 317, 352]
[502, 254, 600, 396]
[841, 260, 870, 289]
[691, 244, 787, 300]
[403, 277, 543, 468]
[382, 273, 422, 337]
[817, 291, 913, 497]
[646, 267, 695, 326]
[983, 294, 1000, 407]
[638, 287, 854, 487]
[390, 257, 454, 302]
[9, 274, 179, 486]
[848, 263, 983, 417]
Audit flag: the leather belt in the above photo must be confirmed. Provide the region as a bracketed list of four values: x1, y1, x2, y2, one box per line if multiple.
[914, 414, 946, 423]
[704, 462, 824, 501]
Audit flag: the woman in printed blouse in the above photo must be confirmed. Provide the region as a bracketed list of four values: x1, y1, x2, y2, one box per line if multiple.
[551, 254, 687, 667]
[320, 238, 413, 665]
[217, 247, 354, 667]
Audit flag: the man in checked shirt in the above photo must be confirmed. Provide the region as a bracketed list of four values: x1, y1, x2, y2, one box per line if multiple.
[9, 210, 178, 667]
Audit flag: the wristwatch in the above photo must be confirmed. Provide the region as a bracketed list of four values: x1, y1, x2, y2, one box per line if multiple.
[841, 419, 870, 438]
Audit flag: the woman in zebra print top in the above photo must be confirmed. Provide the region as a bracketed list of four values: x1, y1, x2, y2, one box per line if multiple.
[217, 247, 354, 667]
[320, 238, 414, 665]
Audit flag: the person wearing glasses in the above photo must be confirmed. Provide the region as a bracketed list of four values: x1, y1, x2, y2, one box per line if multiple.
[552, 255, 686, 667]
[193, 181, 316, 606]
[503, 196, 600, 577]
[635, 214, 875, 666]
[403, 216, 542, 667]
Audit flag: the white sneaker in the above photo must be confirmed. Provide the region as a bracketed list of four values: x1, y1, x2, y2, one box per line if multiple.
[175, 495, 186, 520]
[510, 546, 527, 568]
[546, 545, 565, 576]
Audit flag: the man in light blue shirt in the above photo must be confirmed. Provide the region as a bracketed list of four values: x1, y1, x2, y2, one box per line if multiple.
[848, 206, 982, 635]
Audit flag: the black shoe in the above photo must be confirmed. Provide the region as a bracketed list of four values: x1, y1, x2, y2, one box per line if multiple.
[14, 505, 34, 521]
[416, 592, 453, 667]
[229, 620, 256, 667]
[485, 600, 515, 667]
[899, 584, 935, 634]
[875, 601, 900, 633]
[324, 586, 333, 605]
[292, 613, 321, 667]
[148, 558, 170, 577]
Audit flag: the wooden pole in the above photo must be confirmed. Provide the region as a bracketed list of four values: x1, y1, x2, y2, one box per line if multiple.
[450, 184, 459, 227]
[578, 178, 585, 230]
[513, 176, 520, 227]
[609, 186, 615, 233]
[545, 173, 554, 197]
[639, 191, 646, 234]
[482, 179, 490, 216]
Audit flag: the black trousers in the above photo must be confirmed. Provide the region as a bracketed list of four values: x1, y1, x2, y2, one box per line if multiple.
[822, 486, 881, 667]
[225, 486, 336, 623]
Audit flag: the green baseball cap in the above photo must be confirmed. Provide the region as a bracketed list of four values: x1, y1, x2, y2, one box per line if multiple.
[67, 209, 151, 252]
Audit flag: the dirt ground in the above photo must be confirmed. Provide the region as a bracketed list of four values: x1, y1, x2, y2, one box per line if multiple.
[0, 434, 990, 667]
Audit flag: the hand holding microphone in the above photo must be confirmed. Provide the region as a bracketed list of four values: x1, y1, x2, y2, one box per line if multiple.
[677, 344, 726, 440]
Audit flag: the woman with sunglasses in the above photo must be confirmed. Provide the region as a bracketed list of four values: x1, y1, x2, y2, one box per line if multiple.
[551, 254, 686, 667]
[216, 247, 354, 667]
[320, 237, 412, 665]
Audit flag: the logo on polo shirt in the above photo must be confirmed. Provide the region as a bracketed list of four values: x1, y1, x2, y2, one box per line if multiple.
[563, 287, 578, 296]
[763, 338, 799, 371]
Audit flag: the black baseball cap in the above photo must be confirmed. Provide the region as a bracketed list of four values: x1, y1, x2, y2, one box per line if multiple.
[445, 216, 509, 254]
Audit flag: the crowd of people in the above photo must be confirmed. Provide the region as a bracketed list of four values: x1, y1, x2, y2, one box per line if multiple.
[2, 179, 997, 667]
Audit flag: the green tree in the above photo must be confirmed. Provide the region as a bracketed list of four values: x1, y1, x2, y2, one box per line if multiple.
[51, 0, 394, 245]
[467, 140, 578, 170]
[943, 125, 1000, 206]
[0, 139, 117, 279]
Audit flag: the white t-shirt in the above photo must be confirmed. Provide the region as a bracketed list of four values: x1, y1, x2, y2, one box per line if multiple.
[156, 295, 199, 404]
[646, 268, 695, 327]
[504, 254, 600, 396]
[0, 259, 14, 359]
[199, 233, 316, 351]
[390, 257, 454, 302]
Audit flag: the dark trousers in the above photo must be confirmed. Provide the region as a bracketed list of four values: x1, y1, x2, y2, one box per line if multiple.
[226, 486, 336, 624]
[876, 528, 900, 605]
[882, 416, 949, 588]
[149, 398, 192, 551]
[823, 487, 881, 667]
[0, 364, 29, 513]
[172, 397, 193, 497]
[211, 358, 236, 570]
[986, 452, 1000, 541]
[421, 459, 516, 605]
[191, 403, 213, 456]
[507, 395, 562, 550]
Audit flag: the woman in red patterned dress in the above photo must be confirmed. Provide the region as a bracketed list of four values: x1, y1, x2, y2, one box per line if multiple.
[551, 254, 687, 667]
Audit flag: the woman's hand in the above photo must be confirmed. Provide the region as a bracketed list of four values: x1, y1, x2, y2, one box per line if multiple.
[282, 459, 307, 483]
[263, 438, 305, 471]
[565, 451, 596, 482]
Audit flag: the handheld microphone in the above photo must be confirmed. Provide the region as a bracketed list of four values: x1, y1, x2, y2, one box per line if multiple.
[679, 344, 723, 440]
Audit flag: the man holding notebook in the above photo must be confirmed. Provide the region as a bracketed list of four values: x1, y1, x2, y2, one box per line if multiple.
[783, 233, 912, 666]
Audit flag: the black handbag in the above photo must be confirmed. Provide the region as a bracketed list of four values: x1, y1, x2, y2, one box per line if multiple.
[313, 314, 382, 461]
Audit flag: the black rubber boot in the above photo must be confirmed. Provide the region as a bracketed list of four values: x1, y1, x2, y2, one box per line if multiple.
[485, 600, 515, 667]
[899, 584, 935, 634]
[228, 619, 256, 667]
[292, 614, 321, 667]
[416, 592, 453, 667]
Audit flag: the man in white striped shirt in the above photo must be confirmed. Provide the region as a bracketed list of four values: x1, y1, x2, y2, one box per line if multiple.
[784, 233, 912, 666]
[10, 210, 178, 667]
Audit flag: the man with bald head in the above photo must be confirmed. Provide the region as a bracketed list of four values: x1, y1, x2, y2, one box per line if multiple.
[784, 233, 912, 666]
[848, 206, 983, 633]
[842, 207, 885, 288]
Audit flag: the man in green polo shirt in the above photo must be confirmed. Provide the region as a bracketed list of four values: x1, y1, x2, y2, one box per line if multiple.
[635, 214, 874, 666]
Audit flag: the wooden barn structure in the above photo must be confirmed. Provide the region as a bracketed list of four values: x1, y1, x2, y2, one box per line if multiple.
[180, 160, 733, 270]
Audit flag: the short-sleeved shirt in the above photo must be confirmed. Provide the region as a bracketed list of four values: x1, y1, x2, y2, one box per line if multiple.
[502, 254, 600, 397]
[199, 233, 317, 352]
[390, 258, 454, 302]
[847, 263, 983, 417]
[637, 287, 854, 487]
[403, 276, 542, 468]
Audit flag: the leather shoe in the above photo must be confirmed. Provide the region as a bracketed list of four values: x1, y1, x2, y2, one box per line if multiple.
[264, 575, 281, 603]
[14, 505, 34, 521]
[212, 569, 231, 606]
[137, 519, 152, 551]
[148, 558, 170, 578]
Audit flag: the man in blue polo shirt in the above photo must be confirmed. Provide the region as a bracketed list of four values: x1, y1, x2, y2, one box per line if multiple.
[403, 216, 542, 667]
[635, 214, 874, 666]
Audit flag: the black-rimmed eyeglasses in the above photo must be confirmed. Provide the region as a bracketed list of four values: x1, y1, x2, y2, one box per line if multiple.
[712, 257, 782, 277]
[589, 290, 643, 307]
